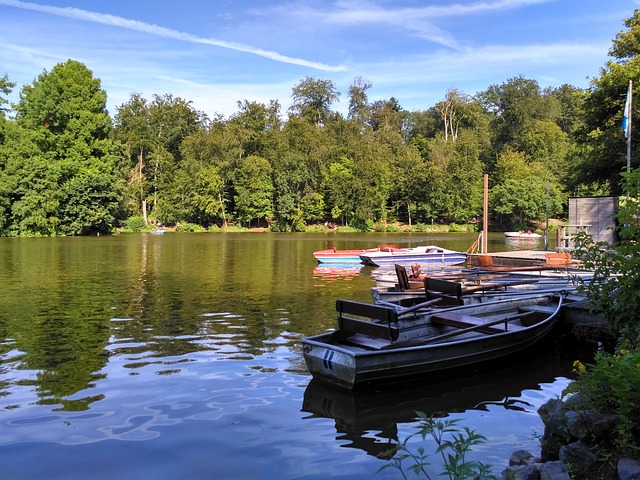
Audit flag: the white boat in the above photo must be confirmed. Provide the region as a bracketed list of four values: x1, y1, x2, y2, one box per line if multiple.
[301, 293, 567, 389]
[359, 245, 466, 267]
[504, 231, 542, 238]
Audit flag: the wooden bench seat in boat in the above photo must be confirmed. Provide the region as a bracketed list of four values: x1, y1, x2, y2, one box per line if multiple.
[424, 277, 464, 306]
[336, 299, 399, 343]
[431, 311, 508, 334]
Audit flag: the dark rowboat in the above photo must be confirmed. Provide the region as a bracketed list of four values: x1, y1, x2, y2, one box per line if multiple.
[301, 293, 566, 389]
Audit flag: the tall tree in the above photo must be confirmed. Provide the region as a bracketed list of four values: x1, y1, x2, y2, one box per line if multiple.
[575, 9, 640, 195]
[347, 76, 372, 125]
[0, 73, 15, 119]
[480, 75, 559, 153]
[113, 93, 203, 223]
[9, 60, 122, 235]
[289, 77, 340, 127]
[234, 155, 274, 227]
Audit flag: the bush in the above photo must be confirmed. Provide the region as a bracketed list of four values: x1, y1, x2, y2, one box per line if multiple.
[123, 216, 147, 232]
[351, 219, 373, 232]
[372, 222, 400, 232]
[448, 223, 477, 233]
[175, 222, 206, 232]
[572, 169, 640, 346]
[566, 348, 640, 455]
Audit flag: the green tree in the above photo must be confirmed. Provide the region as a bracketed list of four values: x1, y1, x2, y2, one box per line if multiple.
[113, 93, 203, 224]
[325, 156, 355, 225]
[289, 77, 340, 127]
[520, 119, 569, 180]
[575, 10, 640, 195]
[0, 73, 15, 119]
[490, 150, 563, 224]
[234, 155, 274, 227]
[0, 74, 16, 232]
[347, 76, 372, 125]
[480, 75, 560, 154]
[9, 60, 122, 235]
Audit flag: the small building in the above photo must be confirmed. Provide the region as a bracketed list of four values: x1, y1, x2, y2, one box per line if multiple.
[558, 196, 619, 249]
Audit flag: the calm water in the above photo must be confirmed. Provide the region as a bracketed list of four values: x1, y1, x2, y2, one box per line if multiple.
[0, 232, 577, 480]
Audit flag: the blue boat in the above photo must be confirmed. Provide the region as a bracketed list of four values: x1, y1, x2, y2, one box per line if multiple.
[359, 245, 466, 267]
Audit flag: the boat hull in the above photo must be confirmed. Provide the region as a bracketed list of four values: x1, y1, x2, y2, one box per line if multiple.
[504, 232, 541, 238]
[313, 245, 398, 263]
[301, 295, 563, 389]
[359, 245, 467, 267]
[313, 252, 366, 263]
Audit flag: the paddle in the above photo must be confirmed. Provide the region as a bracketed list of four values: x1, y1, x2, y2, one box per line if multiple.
[381, 311, 535, 350]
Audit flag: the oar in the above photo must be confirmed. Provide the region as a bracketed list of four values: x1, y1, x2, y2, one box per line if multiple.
[381, 311, 535, 350]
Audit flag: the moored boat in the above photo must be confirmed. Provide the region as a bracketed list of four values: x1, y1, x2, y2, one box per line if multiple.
[359, 245, 466, 267]
[370, 269, 587, 305]
[504, 231, 542, 238]
[313, 245, 399, 263]
[301, 293, 567, 389]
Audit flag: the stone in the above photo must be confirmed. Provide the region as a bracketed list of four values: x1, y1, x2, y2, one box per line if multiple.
[539, 400, 572, 460]
[501, 464, 539, 480]
[509, 450, 540, 466]
[565, 409, 619, 441]
[619, 458, 640, 480]
[538, 398, 564, 425]
[539, 461, 570, 480]
[559, 440, 598, 475]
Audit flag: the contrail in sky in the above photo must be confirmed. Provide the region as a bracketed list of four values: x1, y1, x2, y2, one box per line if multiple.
[0, 0, 346, 72]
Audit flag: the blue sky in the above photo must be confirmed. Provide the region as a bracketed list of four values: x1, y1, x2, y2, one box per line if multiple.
[0, 0, 637, 119]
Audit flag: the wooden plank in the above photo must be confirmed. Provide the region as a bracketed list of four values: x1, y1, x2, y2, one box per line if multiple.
[424, 277, 463, 296]
[338, 317, 399, 340]
[336, 299, 399, 324]
[343, 333, 390, 350]
[431, 311, 505, 334]
[382, 311, 535, 350]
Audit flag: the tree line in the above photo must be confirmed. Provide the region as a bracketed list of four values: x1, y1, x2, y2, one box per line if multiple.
[0, 11, 639, 236]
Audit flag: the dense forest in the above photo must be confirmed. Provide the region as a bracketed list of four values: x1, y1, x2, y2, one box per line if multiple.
[1, 11, 640, 236]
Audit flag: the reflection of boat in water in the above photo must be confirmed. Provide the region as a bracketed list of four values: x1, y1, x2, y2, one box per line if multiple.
[313, 264, 363, 279]
[301, 338, 577, 458]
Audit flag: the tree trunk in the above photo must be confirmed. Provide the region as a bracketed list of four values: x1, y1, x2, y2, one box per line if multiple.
[142, 199, 148, 224]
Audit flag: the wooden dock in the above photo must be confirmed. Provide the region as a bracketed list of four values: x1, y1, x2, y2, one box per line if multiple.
[468, 250, 579, 268]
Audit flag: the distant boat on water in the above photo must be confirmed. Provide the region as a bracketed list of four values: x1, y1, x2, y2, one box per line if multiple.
[504, 231, 541, 238]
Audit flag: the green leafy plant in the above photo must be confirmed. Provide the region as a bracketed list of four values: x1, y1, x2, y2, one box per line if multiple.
[566, 349, 640, 454]
[378, 413, 496, 480]
[175, 222, 205, 232]
[572, 169, 640, 346]
[123, 215, 148, 232]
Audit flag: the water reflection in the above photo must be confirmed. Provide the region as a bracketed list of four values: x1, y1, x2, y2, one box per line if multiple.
[0, 232, 576, 480]
[312, 264, 364, 280]
[302, 337, 577, 458]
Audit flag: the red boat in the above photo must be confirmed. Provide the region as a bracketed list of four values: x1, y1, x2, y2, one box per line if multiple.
[313, 245, 400, 263]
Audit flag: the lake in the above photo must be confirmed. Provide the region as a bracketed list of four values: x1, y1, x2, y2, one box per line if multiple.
[0, 232, 580, 479]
